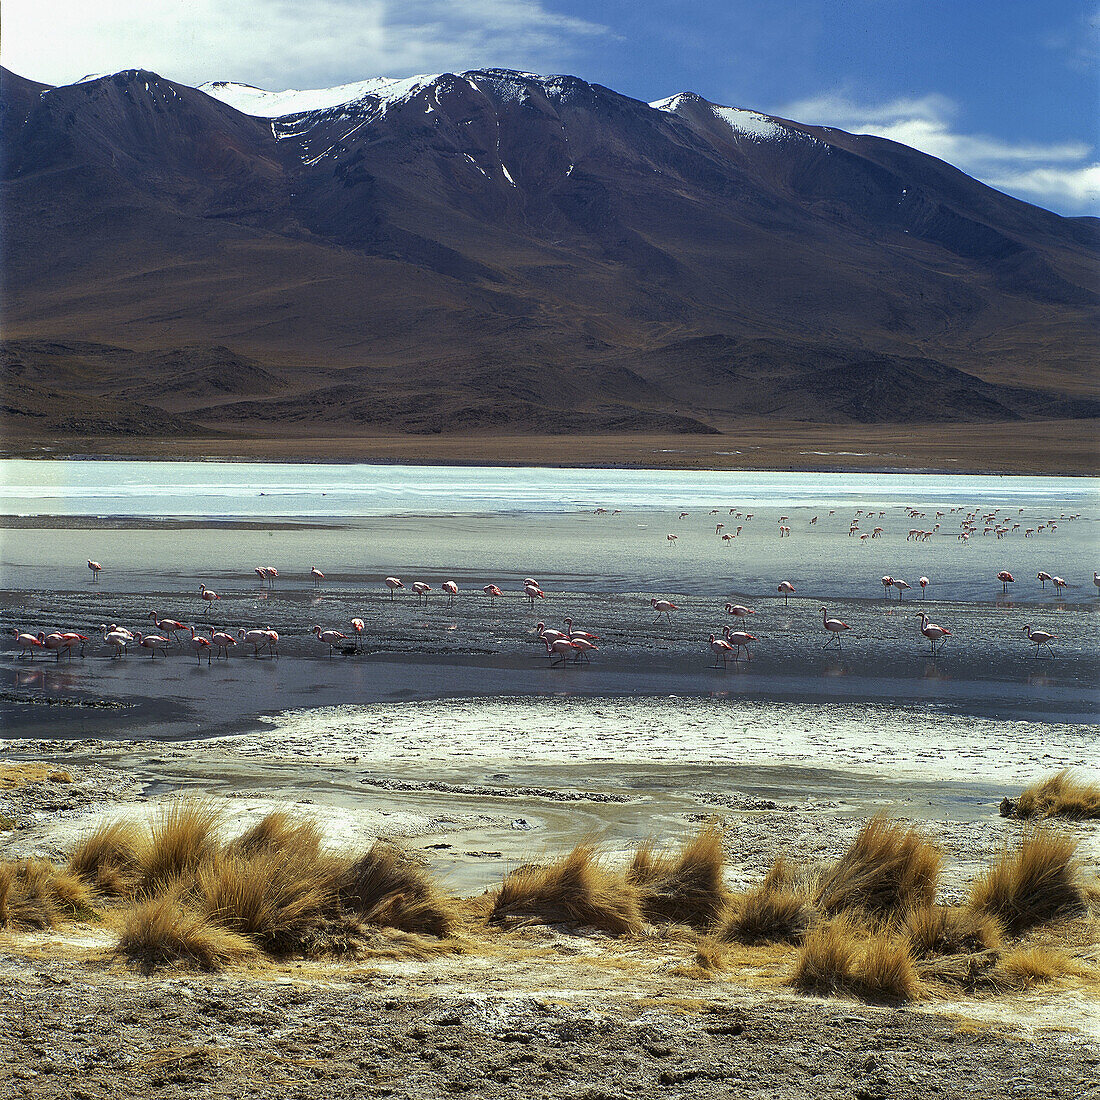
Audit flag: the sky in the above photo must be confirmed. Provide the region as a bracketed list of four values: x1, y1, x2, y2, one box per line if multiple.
[3, 0, 1098, 215]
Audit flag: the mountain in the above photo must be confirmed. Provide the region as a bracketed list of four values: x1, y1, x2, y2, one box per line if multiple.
[1, 65, 1097, 448]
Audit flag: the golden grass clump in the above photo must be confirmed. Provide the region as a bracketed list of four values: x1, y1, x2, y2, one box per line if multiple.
[227, 811, 325, 858]
[791, 917, 922, 1002]
[903, 905, 1004, 957]
[815, 814, 942, 918]
[139, 799, 222, 895]
[0, 858, 97, 929]
[719, 884, 814, 945]
[195, 847, 338, 955]
[969, 828, 1086, 934]
[1012, 771, 1100, 821]
[115, 892, 257, 974]
[68, 820, 146, 898]
[997, 946, 1076, 986]
[627, 824, 731, 928]
[490, 842, 643, 936]
[339, 841, 462, 938]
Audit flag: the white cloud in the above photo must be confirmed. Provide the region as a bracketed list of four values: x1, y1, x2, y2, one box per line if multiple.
[0, 0, 609, 91]
[776, 91, 1099, 216]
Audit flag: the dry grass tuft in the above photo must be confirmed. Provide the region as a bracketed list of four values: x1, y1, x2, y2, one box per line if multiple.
[903, 905, 1004, 957]
[140, 799, 222, 895]
[0, 858, 97, 928]
[68, 820, 146, 898]
[491, 843, 643, 936]
[339, 842, 462, 938]
[969, 828, 1086, 934]
[227, 811, 325, 859]
[791, 917, 922, 1002]
[1012, 771, 1100, 820]
[116, 891, 257, 973]
[816, 814, 942, 918]
[719, 884, 814, 945]
[997, 946, 1077, 986]
[628, 824, 731, 928]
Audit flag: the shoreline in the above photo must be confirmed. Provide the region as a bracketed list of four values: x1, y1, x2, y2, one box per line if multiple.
[4, 419, 1098, 475]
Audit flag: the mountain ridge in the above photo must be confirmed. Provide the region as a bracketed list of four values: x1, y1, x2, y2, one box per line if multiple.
[1, 64, 1096, 448]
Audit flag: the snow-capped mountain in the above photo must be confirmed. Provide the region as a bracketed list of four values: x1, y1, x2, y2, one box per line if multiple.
[1, 65, 1096, 439]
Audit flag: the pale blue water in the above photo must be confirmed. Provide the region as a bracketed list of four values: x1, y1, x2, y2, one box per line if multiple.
[2, 460, 1096, 518]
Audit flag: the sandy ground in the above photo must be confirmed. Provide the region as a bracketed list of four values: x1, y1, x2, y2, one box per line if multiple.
[2, 758, 1100, 1099]
[6, 420, 1100, 474]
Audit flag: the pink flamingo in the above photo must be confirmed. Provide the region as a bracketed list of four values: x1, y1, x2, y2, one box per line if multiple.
[209, 629, 238, 659]
[652, 598, 678, 622]
[188, 626, 212, 664]
[891, 579, 911, 601]
[1023, 625, 1055, 657]
[311, 566, 324, 587]
[1052, 576, 1068, 593]
[525, 582, 544, 606]
[722, 625, 755, 661]
[725, 604, 754, 617]
[442, 580, 459, 606]
[536, 622, 568, 645]
[100, 626, 129, 659]
[569, 637, 598, 663]
[777, 581, 795, 606]
[41, 632, 66, 661]
[10, 629, 46, 658]
[1037, 571, 1051, 589]
[545, 637, 579, 666]
[708, 633, 735, 668]
[997, 570, 1014, 594]
[238, 628, 272, 656]
[262, 629, 279, 657]
[919, 577, 929, 598]
[563, 618, 598, 641]
[87, 560, 102, 582]
[312, 624, 347, 656]
[134, 631, 170, 659]
[483, 584, 503, 603]
[820, 608, 850, 649]
[385, 577, 404, 599]
[149, 612, 187, 646]
[412, 582, 432, 602]
[57, 632, 88, 660]
[199, 584, 220, 602]
[881, 576, 893, 599]
[917, 614, 950, 655]
[255, 566, 268, 586]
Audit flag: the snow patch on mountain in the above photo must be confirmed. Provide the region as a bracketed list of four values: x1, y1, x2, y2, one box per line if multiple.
[199, 75, 441, 118]
[652, 93, 799, 142]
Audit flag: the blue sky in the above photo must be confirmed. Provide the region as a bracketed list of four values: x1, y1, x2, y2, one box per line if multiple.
[4, 0, 1097, 214]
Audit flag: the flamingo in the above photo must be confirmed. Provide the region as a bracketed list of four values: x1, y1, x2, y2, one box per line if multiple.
[134, 631, 170, 659]
[100, 625, 129, 659]
[442, 580, 459, 606]
[525, 582, 544, 606]
[917, 614, 950, 655]
[1037, 571, 1051, 589]
[891, 579, 911, 601]
[777, 581, 795, 606]
[1093, 572, 1100, 596]
[349, 618, 366, 651]
[569, 637, 598, 663]
[708, 633, 734, 668]
[412, 582, 433, 602]
[209, 629, 237, 659]
[881, 576, 893, 599]
[1023, 625, 1055, 658]
[722, 624, 755, 661]
[238, 628, 272, 656]
[563, 617, 598, 641]
[199, 584, 220, 602]
[87, 560, 101, 581]
[41, 632, 67, 661]
[254, 566, 268, 586]
[188, 626, 212, 664]
[311, 566, 324, 587]
[919, 577, 929, 598]
[483, 584, 503, 603]
[58, 632, 88, 660]
[545, 637, 579, 666]
[667, 533, 678, 545]
[262, 629, 279, 657]
[1052, 576, 1068, 593]
[820, 608, 850, 649]
[312, 625, 347, 656]
[536, 622, 568, 645]
[997, 571, 1014, 594]
[725, 604, 755, 617]
[652, 598, 678, 622]
[264, 567, 279, 588]
[10, 629, 46, 658]
[149, 613, 187, 646]
[385, 577, 404, 599]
